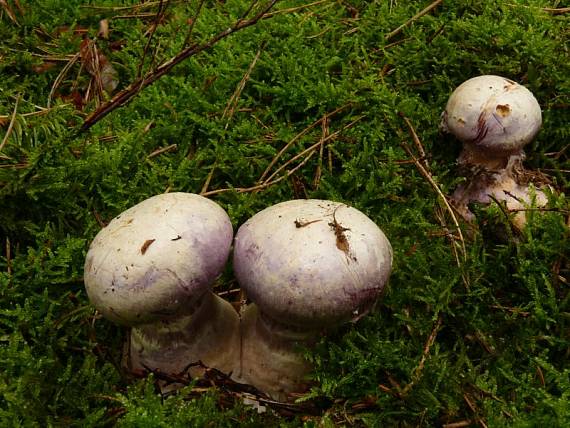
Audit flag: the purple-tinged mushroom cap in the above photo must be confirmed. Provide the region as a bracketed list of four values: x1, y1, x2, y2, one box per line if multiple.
[84, 193, 233, 326]
[233, 199, 392, 327]
[441, 75, 542, 154]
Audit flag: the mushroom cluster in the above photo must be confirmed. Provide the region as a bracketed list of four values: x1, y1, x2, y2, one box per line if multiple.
[440, 75, 549, 230]
[84, 195, 393, 402]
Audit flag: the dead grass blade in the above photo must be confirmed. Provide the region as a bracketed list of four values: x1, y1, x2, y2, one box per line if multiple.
[0, 0, 20, 25]
[399, 120, 467, 264]
[222, 43, 265, 129]
[0, 94, 20, 153]
[48, 52, 81, 108]
[262, 115, 365, 185]
[257, 103, 351, 183]
[400, 315, 442, 396]
[385, 0, 443, 40]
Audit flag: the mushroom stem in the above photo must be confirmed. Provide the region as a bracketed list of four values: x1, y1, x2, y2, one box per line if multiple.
[128, 292, 240, 378]
[457, 143, 523, 171]
[237, 304, 315, 401]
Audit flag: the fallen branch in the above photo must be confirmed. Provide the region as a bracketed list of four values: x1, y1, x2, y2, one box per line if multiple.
[80, 0, 279, 132]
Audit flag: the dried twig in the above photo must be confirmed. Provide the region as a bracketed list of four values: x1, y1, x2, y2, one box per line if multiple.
[81, 1, 182, 12]
[138, 0, 168, 79]
[222, 43, 265, 128]
[385, 0, 443, 40]
[262, 115, 364, 185]
[262, 0, 330, 18]
[400, 113, 428, 169]
[463, 393, 488, 428]
[47, 52, 81, 108]
[0, 94, 20, 153]
[200, 143, 317, 197]
[257, 103, 351, 183]
[312, 116, 329, 189]
[182, 0, 205, 46]
[80, 0, 279, 132]
[400, 315, 442, 396]
[442, 421, 475, 428]
[147, 143, 177, 159]
[200, 164, 217, 194]
[5, 238, 11, 277]
[0, 0, 20, 25]
[401, 141, 467, 262]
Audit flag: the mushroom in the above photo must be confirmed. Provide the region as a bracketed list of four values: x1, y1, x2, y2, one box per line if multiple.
[232, 199, 393, 401]
[440, 75, 548, 230]
[84, 192, 239, 380]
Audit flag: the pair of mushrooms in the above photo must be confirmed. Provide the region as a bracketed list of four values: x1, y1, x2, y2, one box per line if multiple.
[85, 74, 549, 402]
[84, 194, 393, 401]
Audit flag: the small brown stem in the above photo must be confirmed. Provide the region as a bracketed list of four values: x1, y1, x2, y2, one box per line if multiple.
[401, 141, 467, 262]
[400, 315, 442, 396]
[257, 103, 351, 183]
[147, 143, 177, 159]
[262, 115, 364, 185]
[222, 43, 265, 129]
[137, 0, 169, 79]
[0, 94, 20, 153]
[385, 0, 443, 40]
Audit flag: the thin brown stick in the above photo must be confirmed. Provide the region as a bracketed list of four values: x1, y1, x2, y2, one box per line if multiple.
[312, 116, 329, 189]
[543, 7, 570, 14]
[222, 43, 265, 128]
[0, 0, 20, 25]
[80, 0, 279, 132]
[400, 113, 428, 169]
[400, 315, 442, 396]
[147, 143, 177, 158]
[442, 421, 474, 428]
[5, 238, 11, 277]
[0, 95, 20, 153]
[183, 0, 205, 47]
[262, 115, 364, 185]
[463, 393, 488, 428]
[48, 52, 81, 108]
[201, 145, 318, 197]
[257, 103, 351, 183]
[81, 1, 182, 12]
[138, 0, 168, 79]
[385, 0, 443, 40]
[401, 142, 467, 262]
[201, 164, 216, 194]
[262, 0, 330, 18]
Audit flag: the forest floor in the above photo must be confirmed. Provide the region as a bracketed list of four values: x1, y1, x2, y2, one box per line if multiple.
[0, 0, 568, 426]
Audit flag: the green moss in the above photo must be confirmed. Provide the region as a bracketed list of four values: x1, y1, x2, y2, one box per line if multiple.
[0, 0, 568, 425]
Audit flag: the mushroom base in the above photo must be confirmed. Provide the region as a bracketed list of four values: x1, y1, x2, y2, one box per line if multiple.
[236, 304, 316, 402]
[452, 156, 548, 230]
[126, 292, 240, 381]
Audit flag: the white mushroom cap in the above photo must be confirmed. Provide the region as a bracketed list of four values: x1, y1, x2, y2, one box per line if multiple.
[441, 75, 542, 153]
[84, 193, 233, 326]
[233, 200, 392, 327]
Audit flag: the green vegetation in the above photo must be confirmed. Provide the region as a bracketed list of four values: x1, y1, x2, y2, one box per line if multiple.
[0, 0, 568, 426]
